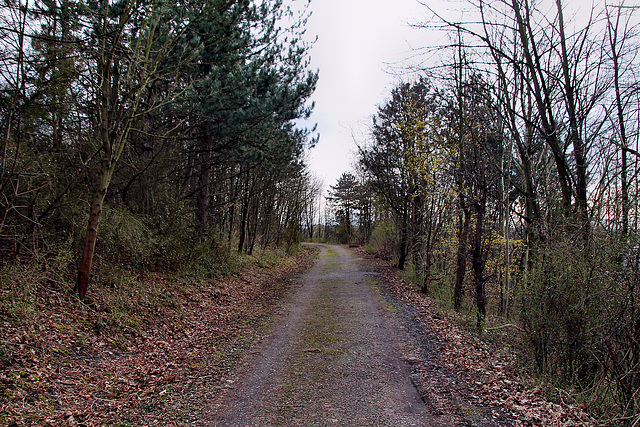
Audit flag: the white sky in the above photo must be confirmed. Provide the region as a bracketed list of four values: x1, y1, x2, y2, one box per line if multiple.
[298, 0, 444, 193]
[297, 0, 611, 194]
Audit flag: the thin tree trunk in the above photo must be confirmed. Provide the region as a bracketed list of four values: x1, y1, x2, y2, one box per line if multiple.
[422, 194, 439, 295]
[422, 245, 432, 294]
[77, 162, 114, 298]
[196, 150, 211, 234]
[247, 195, 260, 254]
[238, 196, 248, 253]
[238, 177, 254, 253]
[556, 0, 589, 236]
[453, 31, 468, 310]
[1, 105, 14, 186]
[411, 194, 423, 280]
[227, 173, 237, 247]
[471, 197, 486, 332]
[261, 197, 275, 249]
[512, 0, 573, 218]
[1, 0, 27, 196]
[608, 7, 630, 239]
[499, 145, 507, 316]
[454, 203, 470, 311]
[398, 202, 409, 270]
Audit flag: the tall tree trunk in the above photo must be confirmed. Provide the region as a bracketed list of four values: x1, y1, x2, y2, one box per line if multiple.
[556, 0, 589, 237]
[452, 32, 468, 310]
[77, 22, 115, 298]
[608, 7, 630, 239]
[1, 0, 27, 197]
[512, 0, 573, 218]
[499, 142, 508, 316]
[76, 0, 120, 298]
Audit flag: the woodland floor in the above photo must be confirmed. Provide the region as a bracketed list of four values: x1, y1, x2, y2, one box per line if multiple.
[1, 244, 595, 426]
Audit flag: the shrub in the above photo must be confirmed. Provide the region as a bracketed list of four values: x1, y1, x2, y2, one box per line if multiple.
[97, 206, 154, 270]
[366, 220, 397, 261]
[518, 232, 640, 420]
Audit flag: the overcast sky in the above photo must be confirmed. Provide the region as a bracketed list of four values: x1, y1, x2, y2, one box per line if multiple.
[298, 0, 446, 193]
[297, 0, 611, 195]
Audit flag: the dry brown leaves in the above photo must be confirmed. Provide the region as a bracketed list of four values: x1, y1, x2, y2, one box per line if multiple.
[0, 248, 315, 426]
[358, 248, 596, 427]
[2, 245, 598, 426]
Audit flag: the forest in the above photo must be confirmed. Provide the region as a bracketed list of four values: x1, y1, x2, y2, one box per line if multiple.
[1, 0, 639, 424]
[0, 0, 320, 293]
[323, 0, 640, 423]
[0, 0, 322, 421]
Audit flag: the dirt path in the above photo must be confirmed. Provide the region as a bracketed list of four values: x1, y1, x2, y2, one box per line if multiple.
[200, 244, 510, 426]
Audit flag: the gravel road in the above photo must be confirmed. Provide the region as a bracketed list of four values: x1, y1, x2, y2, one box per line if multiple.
[200, 244, 510, 426]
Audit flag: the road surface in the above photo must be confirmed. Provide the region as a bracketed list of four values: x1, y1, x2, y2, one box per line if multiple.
[201, 244, 509, 426]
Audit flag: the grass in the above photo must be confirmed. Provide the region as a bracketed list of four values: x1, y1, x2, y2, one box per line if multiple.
[368, 278, 401, 313]
[325, 246, 340, 259]
[277, 275, 347, 421]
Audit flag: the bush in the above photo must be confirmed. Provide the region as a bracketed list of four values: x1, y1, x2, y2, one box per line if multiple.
[97, 206, 155, 270]
[0, 238, 76, 318]
[519, 239, 594, 381]
[366, 220, 397, 261]
[518, 232, 640, 420]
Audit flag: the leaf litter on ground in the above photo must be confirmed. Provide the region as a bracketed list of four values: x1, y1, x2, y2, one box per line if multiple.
[2, 245, 597, 426]
[357, 247, 596, 427]
[0, 248, 315, 426]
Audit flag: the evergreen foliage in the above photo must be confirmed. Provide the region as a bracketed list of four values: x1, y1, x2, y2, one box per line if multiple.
[0, 0, 318, 295]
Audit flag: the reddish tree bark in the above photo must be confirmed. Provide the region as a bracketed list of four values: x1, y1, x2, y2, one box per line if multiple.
[77, 163, 113, 298]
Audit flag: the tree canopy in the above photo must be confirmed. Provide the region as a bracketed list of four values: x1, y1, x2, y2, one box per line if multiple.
[0, 0, 319, 295]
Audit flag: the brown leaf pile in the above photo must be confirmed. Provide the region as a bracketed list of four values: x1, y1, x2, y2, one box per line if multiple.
[0, 248, 315, 426]
[358, 248, 596, 427]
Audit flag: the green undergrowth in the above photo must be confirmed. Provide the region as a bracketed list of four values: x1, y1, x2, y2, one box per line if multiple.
[1, 237, 294, 323]
[306, 237, 328, 243]
[0, 239, 304, 359]
[393, 259, 609, 423]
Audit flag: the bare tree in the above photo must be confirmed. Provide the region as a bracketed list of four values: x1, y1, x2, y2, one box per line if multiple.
[604, 2, 640, 239]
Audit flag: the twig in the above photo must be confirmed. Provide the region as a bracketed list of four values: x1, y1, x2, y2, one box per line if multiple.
[0, 339, 34, 347]
[485, 323, 525, 332]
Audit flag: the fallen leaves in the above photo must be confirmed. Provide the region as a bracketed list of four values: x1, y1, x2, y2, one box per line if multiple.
[0, 248, 316, 426]
[2, 245, 598, 426]
[358, 247, 596, 427]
